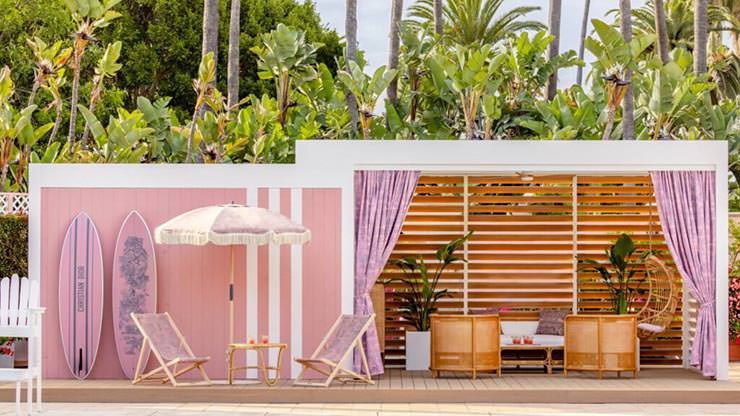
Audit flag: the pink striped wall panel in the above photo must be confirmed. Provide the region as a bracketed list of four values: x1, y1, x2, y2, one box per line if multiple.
[40, 187, 342, 380]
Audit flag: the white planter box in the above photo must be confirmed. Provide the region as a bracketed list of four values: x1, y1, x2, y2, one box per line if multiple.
[405, 331, 430, 371]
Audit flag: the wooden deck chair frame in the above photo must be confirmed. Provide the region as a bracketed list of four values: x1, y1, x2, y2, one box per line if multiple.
[294, 314, 376, 387]
[130, 312, 211, 387]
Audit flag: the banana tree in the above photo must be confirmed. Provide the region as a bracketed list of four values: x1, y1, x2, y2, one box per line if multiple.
[25, 37, 72, 107]
[585, 19, 654, 140]
[580, 233, 645, 315]
[43, 69, 68, 146]
[399, 21, 437, 124]
[635, 60, 714, 140]
[337, 61, 398, 139]
[427, 44, 505, 139]
[81, 41, 122, 145]
[386, 231, 472, 332]
[499, 31, 582, 104]
[137, 96, 178, 162]
[75, 105, 153, 162]
[518, 86, 602, 140]
[64, 0, 122, 151]
[295, 63, 351, 139]
[187, 52, 216, 163]
[251, 24, 322, 127]
[225, 95, 293, 164]
[0, 67, 53, 192]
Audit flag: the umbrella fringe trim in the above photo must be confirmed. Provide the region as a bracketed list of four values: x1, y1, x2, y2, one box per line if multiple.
[156, 230, 312, 246]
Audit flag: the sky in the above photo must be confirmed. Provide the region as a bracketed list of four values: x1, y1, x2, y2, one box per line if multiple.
[313, 0, 649, 88]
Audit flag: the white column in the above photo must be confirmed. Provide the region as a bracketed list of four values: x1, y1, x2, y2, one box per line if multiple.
[572, 176, 578, 314]
[463, 175, 469, 314]
[268, 189, 281, 365]
[246, 188, 259, 378]
[290, 188, 303, 378]
[715, 166, 729, 381]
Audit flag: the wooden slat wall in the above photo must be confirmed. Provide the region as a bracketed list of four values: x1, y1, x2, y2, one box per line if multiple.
[380, 175, 683, 368]
[467, 176, 575, 315]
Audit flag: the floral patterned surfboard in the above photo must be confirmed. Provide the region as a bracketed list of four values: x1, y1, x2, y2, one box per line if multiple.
[112, 211, 157, 380]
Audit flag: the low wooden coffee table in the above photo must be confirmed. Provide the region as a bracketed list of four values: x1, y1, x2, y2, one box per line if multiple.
[227, 342, 287, 386]
[500, 343, 563, 375]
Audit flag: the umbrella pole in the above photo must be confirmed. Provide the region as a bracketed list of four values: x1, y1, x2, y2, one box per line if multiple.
[229, 245, 235, 345]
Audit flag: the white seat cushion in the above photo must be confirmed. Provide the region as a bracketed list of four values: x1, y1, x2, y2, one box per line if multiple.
[637, 322, 665, 334]
[532, 335, 563, 346]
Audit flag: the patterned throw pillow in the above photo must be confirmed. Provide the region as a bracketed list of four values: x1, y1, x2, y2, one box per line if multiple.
[535, 309, 568, 335]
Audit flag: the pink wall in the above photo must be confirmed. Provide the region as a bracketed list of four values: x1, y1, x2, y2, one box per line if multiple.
[40, 187, 342, 380]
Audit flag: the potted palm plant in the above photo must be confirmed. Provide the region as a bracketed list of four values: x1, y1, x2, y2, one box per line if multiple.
[388, 232, 471, 371]
[580, 233, 645, 315]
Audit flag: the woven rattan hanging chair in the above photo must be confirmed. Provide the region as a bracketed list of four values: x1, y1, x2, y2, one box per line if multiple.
[635, 254, 679, 338]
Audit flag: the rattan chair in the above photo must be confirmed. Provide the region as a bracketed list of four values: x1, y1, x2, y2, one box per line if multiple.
[636, 255, 678, 338]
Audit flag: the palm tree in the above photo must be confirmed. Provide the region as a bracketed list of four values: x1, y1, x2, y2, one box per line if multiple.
[346, 0, 359, 134]
[619, 0, 635, 140]
[434, 0, 444, 35]
[576, 0, 591, 86]
[728, 0, 740, 55]
[695, 0, 708, 74]
[655, 0, 671, 64]
[626, 0, 738, 54]
[202, 0, 219, 71]
[227, 0, 240, 109]
[409, 0, 545, 46]
[387, 0, 404, 107]
[547, 0, 562, 100]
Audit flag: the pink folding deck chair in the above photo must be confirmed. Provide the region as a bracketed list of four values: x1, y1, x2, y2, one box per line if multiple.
[130, 312, 211, 387]
[294, 314, 376, 387]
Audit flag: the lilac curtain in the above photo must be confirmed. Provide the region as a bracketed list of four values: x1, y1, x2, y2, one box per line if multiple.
[354, 170, 420, 375]
[651, 171, 716, 377]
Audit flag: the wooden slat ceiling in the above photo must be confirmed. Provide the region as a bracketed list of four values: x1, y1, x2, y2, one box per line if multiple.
[379, 175, 684, 368]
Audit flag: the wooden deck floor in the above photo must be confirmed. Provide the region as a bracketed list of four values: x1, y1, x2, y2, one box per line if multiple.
[2, 364, 739, 404]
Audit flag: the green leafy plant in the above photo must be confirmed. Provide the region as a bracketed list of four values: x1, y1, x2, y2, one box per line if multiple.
[337, 61, 397, 139]
[251, 24, 323, 127]
[81, 41, 122, 144]
[427, 44, 504, 139]
[64, 0, 122, 150]
[580, 233, 645, 315]
[186, 52, 216, 163]
[75, 105, 154, 162]
[387, 232, 472, 332]
[0, 67, 53, 192]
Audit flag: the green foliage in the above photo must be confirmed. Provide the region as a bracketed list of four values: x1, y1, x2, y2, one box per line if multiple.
[0, 67, 54, 192]
[580, 234, 645, 315]
[337, 62, 397, 139]
[0, 215, 28, 277]
[409, 0, 545, 46]
[0, 0, 340, 118]
[387, 232, 472, 332]
[251, 23, 322, 126]
[74, 105, 153, 162]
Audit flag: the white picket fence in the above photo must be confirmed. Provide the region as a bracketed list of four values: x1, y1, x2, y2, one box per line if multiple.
[0, 193, 28, 215]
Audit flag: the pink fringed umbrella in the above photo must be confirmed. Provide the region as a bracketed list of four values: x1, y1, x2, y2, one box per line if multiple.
[155, 203, 311, 343]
